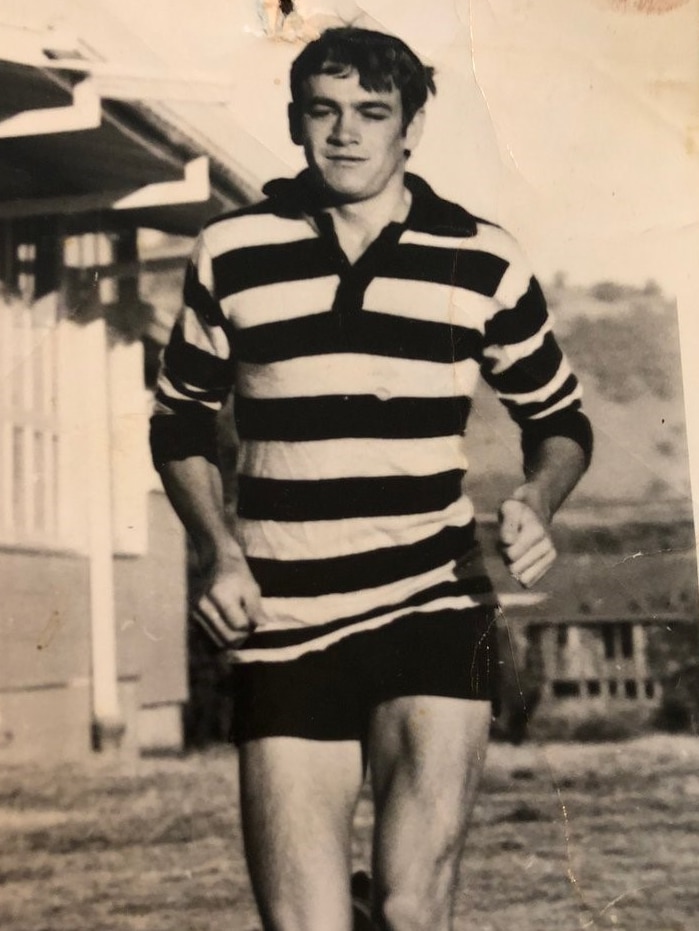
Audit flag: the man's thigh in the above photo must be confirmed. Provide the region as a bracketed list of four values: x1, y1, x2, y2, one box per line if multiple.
[239, 736, 364, 931]
[362, 609, 497, 925]
[367, 696, 491, 925]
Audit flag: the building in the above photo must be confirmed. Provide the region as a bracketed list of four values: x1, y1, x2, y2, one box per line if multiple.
[484, 508, 699, 739]
[0, 18, 272, 762]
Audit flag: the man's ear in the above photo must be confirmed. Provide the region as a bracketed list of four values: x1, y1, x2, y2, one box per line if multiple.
[403, 108, 426, 157]
[288, 103, 303, 146]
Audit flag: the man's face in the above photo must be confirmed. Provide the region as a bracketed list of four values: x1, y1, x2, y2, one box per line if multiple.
[291, 69, 423, 203]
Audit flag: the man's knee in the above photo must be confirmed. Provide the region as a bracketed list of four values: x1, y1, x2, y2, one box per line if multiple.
[375, 890, 449, 931]
[374, 864, 456, 931]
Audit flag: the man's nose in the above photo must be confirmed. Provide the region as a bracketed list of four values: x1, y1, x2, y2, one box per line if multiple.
[328, 112, 358, 145]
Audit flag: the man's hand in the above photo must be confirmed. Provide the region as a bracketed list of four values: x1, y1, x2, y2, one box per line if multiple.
[156, 456, 266, 650]
[192, 549, 265, 649]
[498, 487, 557, 589]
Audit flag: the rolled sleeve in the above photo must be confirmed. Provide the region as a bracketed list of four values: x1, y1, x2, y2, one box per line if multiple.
[481, 254, 593, 470]
[150, 235, 234, 471]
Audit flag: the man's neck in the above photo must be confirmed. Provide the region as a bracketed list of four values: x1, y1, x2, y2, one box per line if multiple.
[323, 175, 412, 264]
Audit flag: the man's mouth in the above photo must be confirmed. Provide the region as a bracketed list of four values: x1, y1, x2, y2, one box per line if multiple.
[325, 155, 367, 163]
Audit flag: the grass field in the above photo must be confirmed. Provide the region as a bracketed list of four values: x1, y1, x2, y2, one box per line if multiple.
[1, 735, 698, 931]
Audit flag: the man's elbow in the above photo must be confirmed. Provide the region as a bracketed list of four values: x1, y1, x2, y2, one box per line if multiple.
[149, 409, 219, 473]
[520, 409, 593, 476]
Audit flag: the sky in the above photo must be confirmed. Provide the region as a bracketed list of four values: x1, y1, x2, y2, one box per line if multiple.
[5, 0, 697, 289]
[82, 0, 699, 291]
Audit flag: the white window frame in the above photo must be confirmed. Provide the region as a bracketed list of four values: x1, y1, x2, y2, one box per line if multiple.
[0, 228, 62, 549]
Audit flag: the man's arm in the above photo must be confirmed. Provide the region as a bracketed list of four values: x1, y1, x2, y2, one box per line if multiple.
[158, 454, 263, 647]
[150, 233, 262, 646]
[479, 246, 592, 588]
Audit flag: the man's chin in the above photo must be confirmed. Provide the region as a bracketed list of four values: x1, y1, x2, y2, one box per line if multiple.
[305, 168, 370, 204]
[317, 179, 377, 205]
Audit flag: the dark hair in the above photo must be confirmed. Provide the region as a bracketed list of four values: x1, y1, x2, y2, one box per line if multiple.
[290, 27, 436, 130]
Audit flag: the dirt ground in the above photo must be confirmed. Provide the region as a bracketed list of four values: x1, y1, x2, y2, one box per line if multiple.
[1, 735, 698, 931]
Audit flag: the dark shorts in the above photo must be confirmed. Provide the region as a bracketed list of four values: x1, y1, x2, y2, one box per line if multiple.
[230, 607, 500, 746]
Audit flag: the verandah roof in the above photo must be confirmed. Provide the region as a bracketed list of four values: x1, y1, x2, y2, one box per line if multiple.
[0, 56, 260, 235]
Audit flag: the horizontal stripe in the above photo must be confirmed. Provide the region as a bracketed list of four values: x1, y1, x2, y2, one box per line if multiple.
[401, 224, 519, 266]
[247, 522, 476, 598]
[160, 373, 228, 405]
[182, 258, 223, 328]
[234, 394, 471, 442]
[234, 311, 483, 365]
[163, 322, 234, 389]
[256, 563, 454, 629]
[237, 497, 475, 560]
[155, 378, 224, 412]
[232, 593, 497, 663]
[492, 354, 570, 404]
[150, 409, 218, 467]
[237, 470, 463, 522]
[399, 230, 485, 251]
[213, 239, 334, 298]
[485, 278, 548, 347]
[236, 436, 469, 481]
[236, 354, 480, 400]
[483, 319, 552, 375]
[493, 253, 532, 308]
[241, 580, 491, 649]
[521, 407, 592, 467]
[175, 302, 233, 361]
[502, 373, 580, 422]
[205, 211, 315, 256]
[363, 277, 494, 329]
[220, 275, 339, 329]
[486, 334, 562, 396]
[382, 244, 508, 296]
[527, 383, 584, 420]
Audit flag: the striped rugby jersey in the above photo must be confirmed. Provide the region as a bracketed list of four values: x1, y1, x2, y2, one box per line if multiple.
[151, 173, 591, 664]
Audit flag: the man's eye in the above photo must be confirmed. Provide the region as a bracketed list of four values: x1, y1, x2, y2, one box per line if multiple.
[308, 107, 333, 118]
[362, 111, 388, 121]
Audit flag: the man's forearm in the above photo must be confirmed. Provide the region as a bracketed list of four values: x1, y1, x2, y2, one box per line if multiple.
[158, 455, 264, 637]
[515, 434, 588, 524]
[158, 456, 242, 568]
[498, 434, 587, 587]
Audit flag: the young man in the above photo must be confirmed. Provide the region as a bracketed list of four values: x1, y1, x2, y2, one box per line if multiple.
[151, 27, 592, 931]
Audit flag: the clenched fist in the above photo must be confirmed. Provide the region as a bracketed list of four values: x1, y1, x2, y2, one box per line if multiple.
[191, 549, 265, 649]
[498, 491, 557, 588]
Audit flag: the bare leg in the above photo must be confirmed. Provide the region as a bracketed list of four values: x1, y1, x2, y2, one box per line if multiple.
[368, 696, 491, 931]
[239, 737, 365, 931]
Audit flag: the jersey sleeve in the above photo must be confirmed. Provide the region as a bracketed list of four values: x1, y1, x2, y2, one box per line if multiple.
[149, 234, 235, 470]
[480, 240, 593, 471]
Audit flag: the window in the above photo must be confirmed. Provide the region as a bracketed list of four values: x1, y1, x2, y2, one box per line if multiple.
[602, 624, 616, 659]
[601, 623, 635, 661]
[620, 623, 634, 659]
[0, 227, 61, 546]
[552, 680, 581, 698]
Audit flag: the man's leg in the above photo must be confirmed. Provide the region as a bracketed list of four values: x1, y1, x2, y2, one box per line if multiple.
[239, 736, 365, 931]
[367, 696, 491, 931]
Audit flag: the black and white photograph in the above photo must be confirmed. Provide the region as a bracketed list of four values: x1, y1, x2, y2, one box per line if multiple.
[0, 1, 698, 929]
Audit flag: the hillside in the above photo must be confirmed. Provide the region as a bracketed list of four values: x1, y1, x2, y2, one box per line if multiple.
[466, 279, 694, 520]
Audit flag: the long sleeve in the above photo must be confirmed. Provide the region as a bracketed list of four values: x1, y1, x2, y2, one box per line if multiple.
[150, 234, 235, 470]
[480, 242, 593, 472]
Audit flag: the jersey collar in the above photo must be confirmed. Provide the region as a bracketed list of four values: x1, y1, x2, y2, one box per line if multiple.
[262, 171, 479, 238]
